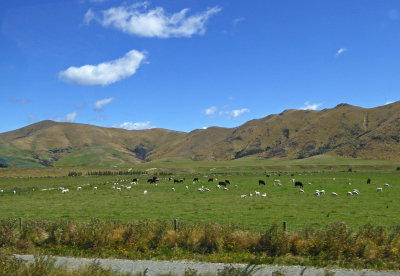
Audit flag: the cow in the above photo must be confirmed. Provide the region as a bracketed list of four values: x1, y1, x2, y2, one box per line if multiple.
[259, 180, 266, 185]
[208, 178, 214, 182]
[295, 181, 303, 188]
[225, 180, 231, 185]
[193, 178, 199, 182]
[367, 178, 371, 184]
[219, 181, 227, 187]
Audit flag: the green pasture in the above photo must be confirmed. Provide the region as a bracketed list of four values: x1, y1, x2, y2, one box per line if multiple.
[0, 169, 399, 230]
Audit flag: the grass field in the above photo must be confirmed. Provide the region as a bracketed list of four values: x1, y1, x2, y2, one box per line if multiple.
[0, 166, 399, 230]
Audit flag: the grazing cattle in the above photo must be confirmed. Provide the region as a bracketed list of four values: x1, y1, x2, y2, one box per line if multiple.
[132, 178, 138, 182]
[148, 179, 156, 183]
[193, 178, 199, 182]
[208, 178, 214, 182]
[225, 180, 231, 185]
[174, 179, 180, 183]
[294, 181, 303, 188]
[266, 174, 270, 178]
[219, 181, 227, 187]
[168, 177, 173, 181]
[258, 180, 266, 185]
[367, 178, 371, 184]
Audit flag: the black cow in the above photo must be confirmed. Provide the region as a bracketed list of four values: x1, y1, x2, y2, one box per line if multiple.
[367, 178, 371, 184]
[259, 180, 266, 185]
[147, 178, 156, 183]
[193, 178, 199, 182]
[266, 174, 270, 178]
[218, 181, 227, 187]
[208, 178, 214, 182]
[132, 178, 138, 182]
[174, 179, 180, 183]
[294, 181, 303, 188]
[225, 180, 231, 185]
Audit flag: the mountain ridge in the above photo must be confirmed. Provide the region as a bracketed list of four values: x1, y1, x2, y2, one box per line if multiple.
[1, 102, 400, 167]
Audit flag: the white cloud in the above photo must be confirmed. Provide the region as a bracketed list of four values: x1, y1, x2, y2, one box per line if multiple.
[229, 108, 250, 119]
[87, 3, 221, 38]
[59, 49, 146, 86]
[300, 102, 323, 110]
[385, 101, 394, 105]
[205, 106, 217, 116]
[112, 121, 154, 130]
[233, 17, 245, 26]
[56, 112, 77, 123]
[84, 8, 96, 24]
[202, 126, 207, 129]
[335, 48, 347, 57]
[94, 97, 113, 111]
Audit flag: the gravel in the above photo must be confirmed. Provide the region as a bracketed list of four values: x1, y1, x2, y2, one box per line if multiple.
[14, 254, 400, 276]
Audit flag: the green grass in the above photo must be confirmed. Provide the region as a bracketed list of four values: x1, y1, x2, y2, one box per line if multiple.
[0, 170, 399, 230]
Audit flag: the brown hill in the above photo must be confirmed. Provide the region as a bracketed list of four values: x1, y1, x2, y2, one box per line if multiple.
[1, 102, 400, 167]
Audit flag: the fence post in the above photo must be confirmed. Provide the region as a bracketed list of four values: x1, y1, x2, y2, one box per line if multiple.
[174, 219, 178, 232]
[283, 221, 287, 232]
[19, 217, 23, 232]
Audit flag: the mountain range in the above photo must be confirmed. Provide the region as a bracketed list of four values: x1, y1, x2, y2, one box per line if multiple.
[1, 102, 400, 167]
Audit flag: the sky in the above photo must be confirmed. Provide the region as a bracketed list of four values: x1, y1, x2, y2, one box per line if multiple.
[0, 0, 399, 133]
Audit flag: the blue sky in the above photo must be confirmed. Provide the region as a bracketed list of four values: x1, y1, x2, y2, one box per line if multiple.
[0, 0, 399, 133]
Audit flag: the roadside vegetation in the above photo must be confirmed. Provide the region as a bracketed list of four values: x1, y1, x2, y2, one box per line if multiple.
[1, 219, 400, 270]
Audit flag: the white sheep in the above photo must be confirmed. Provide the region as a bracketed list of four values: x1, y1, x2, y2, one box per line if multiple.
[240, 195, 247, 198]
[205, 188, 210, 192]
[376, 188, 383, 192]
[185, 186, 189, 189]
[126, 186, 131, 190]
[77, 187, 82, 190]
[13, 190, 16, 194]
[320, 190, 325, 195]
[315, 191, 320, 196]
[261, 193, 267, 197]
[331, 192, 338, 196]
[299, 189, 304, 193]
[352, 189, 359, 195]
[234, 185, 238, 189]
[61, 189, 69, 193]
[384, 183, 390, 187]
[171, 187, 175, 192]
[93, 187, 97, 190]
[255, 191, 260, 196]
[346, 191, 353, 196]
[216, 185, 221, 189]
[116, 187, 121, 191]
[223, 187, 229, 191]
[197, 188, 204, 192]
[249, 193, 253, 196]
[143, 190, 147, 195]
[0, 190, 3, 193]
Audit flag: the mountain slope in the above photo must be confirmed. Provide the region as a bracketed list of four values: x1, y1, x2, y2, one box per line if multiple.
[1, 102, 400, 167]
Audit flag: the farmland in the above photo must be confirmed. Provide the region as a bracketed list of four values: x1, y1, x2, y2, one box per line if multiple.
[0, 158, 399, 230]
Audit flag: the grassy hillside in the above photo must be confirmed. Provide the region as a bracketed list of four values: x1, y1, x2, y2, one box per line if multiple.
[1, 102, 400, 167]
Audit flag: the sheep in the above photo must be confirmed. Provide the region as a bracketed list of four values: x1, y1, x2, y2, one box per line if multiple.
[77, 187, 82, 190]
[384, 183, 390, 187]
[197, 188, 204, 192]
[234, 185, 238, 189]
[116, 187, 121, 191]
[299, 189, 304, 193]
[171, 187, 175, 192]
[308, 182, 312, 185]
[61, 189, 69, 193]
[320, 190, 325, 195]
[376, 188, 383, 192]
[249, 193, 253, 197]
[93, 187, 97, 190]
[346, 192, 353, 196]
[143, 190, 147, 195]
[223, 187, 229, 191]
[13, 190, 16, 194]
[185, 186, 189, 189]
[0, 190, 3, 193]
[255, 191, 260, 196]
[240, 195, 247, 198]
[352, 189, 360, 195]
[331, 192, 338, 196]
[126, 186, 132, 190]
[216, 185, 221, 189]
[205, 188, 210, 192]
[315, 191, 320, 196]
[261, 193, 267, 197]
